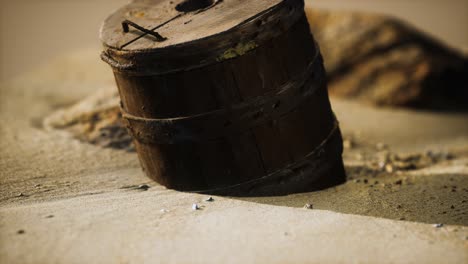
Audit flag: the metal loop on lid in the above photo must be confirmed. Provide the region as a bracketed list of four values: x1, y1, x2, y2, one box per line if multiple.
[121, 20, 167, 42]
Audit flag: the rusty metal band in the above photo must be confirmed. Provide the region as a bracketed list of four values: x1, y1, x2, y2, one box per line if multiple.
[195, 117, 343, 196]
[101, 0, 306, 76]
[122, 52, 324, 144]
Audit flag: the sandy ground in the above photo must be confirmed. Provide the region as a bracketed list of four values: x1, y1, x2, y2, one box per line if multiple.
[0, 49, 467, 263]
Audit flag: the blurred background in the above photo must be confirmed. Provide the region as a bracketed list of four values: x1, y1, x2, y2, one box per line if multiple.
[0, 0, 467, 81]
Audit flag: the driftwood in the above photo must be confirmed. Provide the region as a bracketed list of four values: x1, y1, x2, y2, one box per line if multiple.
[306, 9, 468, 110]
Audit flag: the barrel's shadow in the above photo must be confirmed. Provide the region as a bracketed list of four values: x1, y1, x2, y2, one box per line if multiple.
[234, 166, 468, 226]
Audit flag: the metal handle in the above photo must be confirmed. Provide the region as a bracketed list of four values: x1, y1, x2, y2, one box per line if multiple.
[122, 20, 167, 42]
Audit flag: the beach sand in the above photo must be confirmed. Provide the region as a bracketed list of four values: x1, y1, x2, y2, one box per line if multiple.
[0, 49, 467, 263]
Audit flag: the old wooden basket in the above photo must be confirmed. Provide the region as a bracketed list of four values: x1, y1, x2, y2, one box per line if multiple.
[100, 0, 345, 196]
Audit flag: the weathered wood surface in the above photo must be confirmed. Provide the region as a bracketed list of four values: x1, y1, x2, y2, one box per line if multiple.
[101, 0, 283, 50]
[101, 0, 304, 75]
[100, 0, 345, 195]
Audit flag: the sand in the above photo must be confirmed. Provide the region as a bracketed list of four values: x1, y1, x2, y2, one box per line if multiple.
[0, 49, 467, 263]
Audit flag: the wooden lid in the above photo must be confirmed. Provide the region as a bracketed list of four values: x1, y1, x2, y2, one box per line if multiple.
[100, 0, 305, 75]
[100, 0, 290, 50]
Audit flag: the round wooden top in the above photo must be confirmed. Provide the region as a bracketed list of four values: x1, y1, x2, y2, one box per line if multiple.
[100, 0, 287, 51]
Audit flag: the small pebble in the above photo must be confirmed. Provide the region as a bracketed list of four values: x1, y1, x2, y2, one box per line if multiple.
[17, 193, 25, 197]
[192, 204, 200, 210]
[303, 203, 313, 209]
[378, 161, 386, 171]
[45, 215, 54, 218]
[205, 197, 214, 202]
[363, 179, 368, 184]
[451, 205, 455, 209]
[137, 184, 150, 191]
[160, 209, 169, 213]
[395, 180, 403, 185]
[17, 230, 25, 234]
[385, 164, 394, 173]
[433, 223, 444, 228]
[442, 152, 454, 160]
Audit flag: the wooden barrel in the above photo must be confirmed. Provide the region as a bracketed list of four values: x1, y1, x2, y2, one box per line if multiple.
[100, 0, 345, 196]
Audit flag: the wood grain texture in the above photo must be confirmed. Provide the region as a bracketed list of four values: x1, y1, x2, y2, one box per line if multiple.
[101, 0, 283, 50]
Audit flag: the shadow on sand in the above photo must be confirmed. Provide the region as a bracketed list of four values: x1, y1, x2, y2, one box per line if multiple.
[234, 165, 468, 226]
